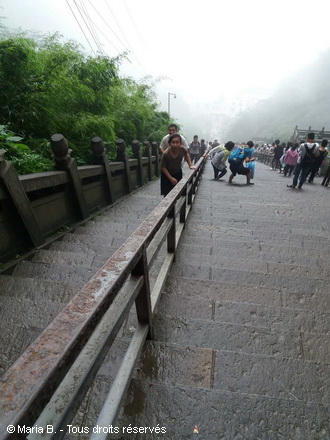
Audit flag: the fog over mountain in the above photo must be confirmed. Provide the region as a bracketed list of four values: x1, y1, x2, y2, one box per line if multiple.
[224, 49, 330, 143]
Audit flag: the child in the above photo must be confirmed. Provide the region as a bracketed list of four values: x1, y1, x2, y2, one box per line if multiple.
[160, 133, 196, 196]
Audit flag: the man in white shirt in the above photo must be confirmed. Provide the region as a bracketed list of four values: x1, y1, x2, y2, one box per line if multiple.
[159, 124, 189, 153]
[287, 132, 319, 189]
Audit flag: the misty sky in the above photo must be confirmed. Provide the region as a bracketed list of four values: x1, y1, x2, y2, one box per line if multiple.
[1, 0, 330, 126]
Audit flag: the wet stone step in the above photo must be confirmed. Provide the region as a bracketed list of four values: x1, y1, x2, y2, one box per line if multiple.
[50, 241, 92, 253]
[12, 261, 97, 286]
[0, 296, 64, 328]
[179, 235, 312, 253]
[0, 325, 41, 377]
[92, 217, 142, 228]
[170, 263, 330, 295]
[98, 340, 214, 390]
[259, 242, 329, 258]
[98, 203, 160, 216]
[177, 243, 324, 267]
[76, 220, 133, 231]
[214, 350, 329, 405]
[214, 301, 330, 335]
[66, 342, 215, 439]
[187, 215, 314, 228]
[153, 314, 303, 360]
[31, 249, 95, 268]
[188, 214, 328, 229]
[165, 275, 330, 312]
[61, 233, 126, 250]
[113, 380, 329, 440]
[156, 292, 213, 320]
[153, 314, 330, 364]
[175, 252, 330, 279]
[0, 275, 77, 303]
[186, 220, 292, 235]
[157, 289, 330, 334]
[73, 224, 131, 235]
[182, 227, 330, 250]
[184, 221, 330, 242]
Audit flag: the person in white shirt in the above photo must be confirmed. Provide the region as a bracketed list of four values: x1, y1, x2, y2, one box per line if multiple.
[287, 132, 319, 189]
[159, 124, 189, 153]
[189, 135, 201, 164]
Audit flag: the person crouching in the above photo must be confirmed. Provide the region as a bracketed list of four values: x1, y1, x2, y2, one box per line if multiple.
[228, 141, 255, 185]
[210, 141, 235, 180]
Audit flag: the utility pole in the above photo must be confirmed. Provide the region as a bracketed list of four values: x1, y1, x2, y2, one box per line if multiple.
[167, 92, 176, 118]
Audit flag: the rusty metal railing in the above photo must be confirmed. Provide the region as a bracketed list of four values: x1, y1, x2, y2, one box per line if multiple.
[0, 156, 206, 440]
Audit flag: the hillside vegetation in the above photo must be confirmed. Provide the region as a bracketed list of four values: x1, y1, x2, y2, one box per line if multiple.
[0, 31, 171, 173]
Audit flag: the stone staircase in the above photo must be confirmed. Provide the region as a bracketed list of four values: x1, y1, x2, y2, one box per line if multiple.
[1, 161, 329, 439]
[99, 162, 329, 439]
[0, 182, 162, 377]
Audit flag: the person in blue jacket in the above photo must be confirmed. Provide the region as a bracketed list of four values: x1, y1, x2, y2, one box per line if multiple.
[228, 141, 255, 185]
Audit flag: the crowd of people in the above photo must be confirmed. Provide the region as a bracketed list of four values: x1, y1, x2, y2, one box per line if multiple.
[159, 125, 330, 196]
[257, 133, 329, 188]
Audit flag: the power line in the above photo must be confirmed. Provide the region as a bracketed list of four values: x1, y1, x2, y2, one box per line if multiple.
[123, 0, 145, 47]
[104, 0, 147, 75]
[66, 0, 96, 55]
[86, 0, 128, 53]
[67, 0, 147, 77]
[72, 0, 104, 55]
[104, 0, 132, 49]
[79, 0, 105, 55]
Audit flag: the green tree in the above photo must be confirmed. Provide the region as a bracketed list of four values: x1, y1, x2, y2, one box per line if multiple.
[0, 31, 171, 170]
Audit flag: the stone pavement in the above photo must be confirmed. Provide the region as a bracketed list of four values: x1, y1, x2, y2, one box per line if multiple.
[1, 159, 329, 439]
[109, 160, 330, 439]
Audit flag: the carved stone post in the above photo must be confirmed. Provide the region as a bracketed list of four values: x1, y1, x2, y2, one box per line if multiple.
[144, 140, 152, 182]
[51, 134, 88, 219]
[91, 136, 114, 204]
[0, 150, 44, 246]
[116, 139, 132, 194]
[151, 141, 159, 177]
[132, 140, 143, 186]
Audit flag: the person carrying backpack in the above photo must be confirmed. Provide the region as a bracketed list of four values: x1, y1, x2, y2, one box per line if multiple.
[209, 141, 235, 180]
[287, 132, 319, 189]
[307, 138, 328, 183]
[228, 141, 255, 185]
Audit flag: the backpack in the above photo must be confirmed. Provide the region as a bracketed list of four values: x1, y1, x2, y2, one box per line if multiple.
[228, 148, 244, 164]
[301, 144, 316, 166]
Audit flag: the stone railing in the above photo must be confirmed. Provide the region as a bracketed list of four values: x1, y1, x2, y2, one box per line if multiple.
[0, 135, 160, 263]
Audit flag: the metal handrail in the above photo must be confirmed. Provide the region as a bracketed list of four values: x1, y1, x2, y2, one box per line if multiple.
[0, 156, 206, 440]
[255, 151, 273, 166]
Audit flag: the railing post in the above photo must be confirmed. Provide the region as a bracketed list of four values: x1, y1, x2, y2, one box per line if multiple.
[187, 181, 193, 205]
[131, 140, 143, 187]
[132, 250, 154, 339]
[51, 133, 89, 219]
[167, 205, 176, 255]
[144, 140, 153, 182]
[116, 139, 132, 194]
[151, 141, 159, 177]
[91, 136, 115, 204]
[0, 149, 44, 247]
[180, 193, 187, 224]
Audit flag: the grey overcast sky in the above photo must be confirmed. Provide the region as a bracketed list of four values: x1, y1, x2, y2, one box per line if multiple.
[1, 0, 330, 118]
